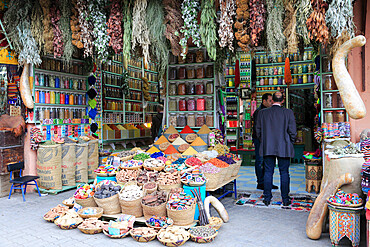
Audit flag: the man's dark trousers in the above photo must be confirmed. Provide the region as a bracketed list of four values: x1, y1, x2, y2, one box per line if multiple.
[263, 156, 290, 203]
[253, 138, 264, 186]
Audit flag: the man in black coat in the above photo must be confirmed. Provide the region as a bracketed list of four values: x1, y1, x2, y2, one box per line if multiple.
[151, 104, 164, 142]
[256, 91, 297, 206]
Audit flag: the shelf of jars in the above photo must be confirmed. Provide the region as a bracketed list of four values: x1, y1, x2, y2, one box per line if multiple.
[166, 48, 216, 129]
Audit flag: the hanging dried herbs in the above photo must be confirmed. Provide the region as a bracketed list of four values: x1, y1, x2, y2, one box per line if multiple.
[107, 0, 123, 54]
[200, 0, 217, 60]
[39, 0, 54, 54]
[306, 0, 329, 44]
[180, 0, 201, 58]
[132, 0, 151, 64]
[283, 0, 298, 54]
[77, 0, 94, 58]
[50, 0, 64, 58]
[89, 0, 110, 62]
[218, 0, 236, 52]
[3, 0, 41, 66]
[249, 0, 266, 47]
[235, 0, 250, 52]
[60, 0, 74, 64]
[295, 0, 311, 45]
[326, 0, 355, 39]
[266, 0, 285, 53]
[122, 0, 132, 59]
[146, 0, 168, 78]
[31, 0, 44, 53]
[71, 0, 83, 49]
[163, 0, 184, 57]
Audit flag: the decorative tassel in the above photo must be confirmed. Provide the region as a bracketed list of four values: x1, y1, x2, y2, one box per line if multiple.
[234, 59, 240, 88]
[284, 57, 292, 86]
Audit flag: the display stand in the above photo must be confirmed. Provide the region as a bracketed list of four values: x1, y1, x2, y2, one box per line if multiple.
[34, 179, 94, 195]
[206, 175, 240, 200]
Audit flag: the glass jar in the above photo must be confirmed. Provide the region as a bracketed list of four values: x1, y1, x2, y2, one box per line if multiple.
[196, 82, 205, 95]
[188, 97, 196, 111]
[293, 65, 298, 74]
[278, 66, 283, 75]
[268, 77, 273, 85]
[298, 75, 303, 84]
[263, 55, 268, 64]
[308, 64, 312, 73]
[273, 77, 278, 85]
[196, 66, 205, 79]
[303, 74, 308, 84]
[308, 51, 312, 60]
[187, 82, 195, 95]
[179, 99, 187, 111]
[206, 81, 213, 94]
[260, 77, 265, 86]
[169, 99, 177, 111]
[337, 93, 344, 108]
[187, 52, 196, 63]
[294, 53, 298, 61]
[324, 93, 333, 108]
[196, 114, 205, 127]
[255, 55, 260, 64]
[169, 53, 178, 64]
[206, 65, 213, 78]
[228, 66, 234, 75]
[273, 67, 278, 75]
[323, 58, 332, 72]
[325, 75, 334, 90]
[268, 67, 274, 76]
[169, 113, 177, 126]
[278, 77, 283, 85]
[178, 83, 186, 95]
[187, 66, 195, 79]
[303, 51, 308, 61]
[325, 111, 334, 123]
[277, 54, 283, 63]
[178, 66, 186, 79]
[308, 74, 313, 83]
[206, 113, 214, 127]
[293, 76, 298, 84]
[177, 114, 186, 127]
[264, 67, 269, 76]
[197, 98, 205, 111]
[336, 110, 345, 122]
[205, 97, 213, 111]
[178, 55, 185, 64]
[196, 50, 204, 63]
[187, 113, 196, 127]
[302, 64, 308, 73]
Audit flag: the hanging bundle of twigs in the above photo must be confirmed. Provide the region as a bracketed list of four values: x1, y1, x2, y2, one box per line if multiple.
[122, 0, 132, 59]
[107, 0, 123, 54]
[71, 0, 83, 49]
[306, 0, 329, 44]
[163, 0, 184, 57]
[266, 0, 285, 53]
[200, 0, 218, 60]
[326, 0, 355, 39]
[283, 0, 298, 54]
[31, 0, 44, 53]
[295, 0, 312, 45]
[39, 0, 54, 54]
[77, 0, 94, 58]
[218, 0, 236, 51]
[249, 0, 266, 47]
[132, 0, 151, 64]
[50, 0, 64, 58]
[234, 0, 250, 52]
[60, 0, 74, 63]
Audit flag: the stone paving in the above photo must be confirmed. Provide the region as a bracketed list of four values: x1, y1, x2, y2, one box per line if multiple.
[0, 190, 364, 247]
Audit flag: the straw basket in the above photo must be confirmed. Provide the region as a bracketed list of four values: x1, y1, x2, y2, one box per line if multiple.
[157, 229, 190, 247]
[142, 202, 167, 220]
[94, 194, 121, 215]
[206, 217, 223, 230]
[119, 197, 143, 217]
[77, 207, 103, 219]
[102, 229, 130, 239]
[231, 160, 242, 177]
[222, 166, 233, 182]
[94, 172, 116, 177]
[43, 215, 59, 223]
[78, 225, 103, 234]
[190, 227, 218, 243]
[130, 228, 158, 242]
[120, 154, 135, 162]
[75, 197, 98, 208]
[204, 172, 222, 190]
[54, 221, 81, 230]
[143, 182, 158, 195]
[158, 183, 182, 192]
[192, 145, 208, 153]
[120, 164, 142, 171]
[144, 164, 165, 172]
[166, 202, 196, 226]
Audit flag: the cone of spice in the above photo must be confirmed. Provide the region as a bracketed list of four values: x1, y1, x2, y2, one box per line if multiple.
[154, 136, 169, 149]
[164, 145, 180, 155]
[180, 125, 196, 140]
[182, 146, 198, 156]
[147, 146, 160, 154]
[198, 125, 211, 146]
[172, 137, 187, 151]
[191, 137, 208, 152]
[164, 125, 179, 140]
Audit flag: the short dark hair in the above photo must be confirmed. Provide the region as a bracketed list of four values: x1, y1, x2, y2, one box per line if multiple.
[262, 93, 272, 102]
[272, 92, 284, 102]
[157, 104, 164, 112]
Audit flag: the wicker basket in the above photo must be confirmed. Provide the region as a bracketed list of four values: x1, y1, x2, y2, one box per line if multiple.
[77, 225, 103, 234]
[145, 218, 173, 230]
[130, 228, 158, 242]
[94, 194, 121, 215]
[54, 222, 81, 230]
[144, 164, 165, 172]
[74, 197, 98, 208]
[102, 228, 130, 239]
[77, 207, 103, 219]
[119, 197, 143, 217]
[157, 229, 190, 247]
[158, 183, 182, 192]
[231, 160, 242, 177]
[222, 166, 233, 182]
[120, 164, 142, 170]
[142, 202, 167, 220]
[119, 154, 135, 162]
[203, 172, 222, 190]
[190, 227, 218, 243]
[43, 215, 59, 223]
[166, 202, 196, 226]
[62, 198, 75, 208]
[206, 217, 223, 230]
[143, 182, 158, 195]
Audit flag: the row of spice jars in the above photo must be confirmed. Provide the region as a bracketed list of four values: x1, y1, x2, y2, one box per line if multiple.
[112, 53, 123, 62]
[146, 103, 159, 112]
[257, 64, 314, 76]
[126, 91, 142, 101]
[104, 101, 124, 111]
[127, 68, 142, 78]
[35, 91, 86, 105]
[35, 74, 86, 91]
[103, 73, 122, 86]
[128, 59, 142, 68]
[102, 62, 123, 74]
[147, 63, 158, 72]
[168, 81, 214, 96]
[36, 58, 84, 75]
[169, 50, 211, 64]
[103, 112, 124, 124]
[255, 51, 312, 64]
[169, 113, 214, 127]
[324, 92, 344, 108]
[324, 110, 346, 123]
[144, 71, 158, 82]
[169, 97, 213, 112]
[35, 108, 86, 121]
[128, 78, 141, 89]
[168, 65, 213, 80]
[104, 87, 122, 98]
[125, 102, 143, 112]
[258, 74, 313, 86]
[125, 113, 143, 123]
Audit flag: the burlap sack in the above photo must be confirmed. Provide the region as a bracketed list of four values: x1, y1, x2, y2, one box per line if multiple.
[87, 140, 99, 179]
[61, 143, 76, 186]
[37, 144, 62, 190]
[75, 143, 88, 183]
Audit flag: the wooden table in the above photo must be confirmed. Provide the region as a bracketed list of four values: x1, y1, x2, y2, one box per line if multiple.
[206, 175, 240, 200]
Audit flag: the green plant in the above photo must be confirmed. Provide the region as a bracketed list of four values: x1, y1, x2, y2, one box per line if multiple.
[200, 0, 217, 60]
[266, 0, 285, 53]
[122, 0, 132, 59]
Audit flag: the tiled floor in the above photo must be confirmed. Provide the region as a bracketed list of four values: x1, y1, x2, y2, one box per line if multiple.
[237, 164, 310, 194]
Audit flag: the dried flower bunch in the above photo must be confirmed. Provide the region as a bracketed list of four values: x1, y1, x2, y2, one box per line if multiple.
[163, 0, 184, 57]
[122, 0, 132, 59]
[266, 0, 285, 53]
[306, 0, 329, 44]
[60, 0, 74, 64]
[234, 0, 250, 52]
[77, 0, 93, 57]
[325, 0, 355, 39]
[295, 0, 311, 45]
[31, 0, 44, 53]
[179, 0, 201, 58]
[71, 0, 83, 49]
[50, 0, 64, 58]
[39, 0, 54, 54]
[283, 0, 298, 54]
[132, 0, 151, 64]
[218, 0, 236, 51]
[249, 0, 266, 46]
[107, 0, 123, 54]
[200, 0, 217, 60]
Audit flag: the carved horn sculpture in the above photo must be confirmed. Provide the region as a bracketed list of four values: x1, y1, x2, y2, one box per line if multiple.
[332, 35, 366, 119]
[19, 63, 34, 109]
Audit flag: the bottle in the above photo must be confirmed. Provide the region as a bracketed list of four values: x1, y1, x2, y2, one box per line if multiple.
[50, 91, 55, 104]
[45, 91, 50, 104]
[35, 90, 40, 103]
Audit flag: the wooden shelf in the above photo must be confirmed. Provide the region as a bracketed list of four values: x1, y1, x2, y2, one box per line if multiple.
[34, 103, 86, 108]
[168, 61, 214, 67]
[34, 68, 87, 79]
[103, 71, 122, 76]
[105, 97, 123, 101]
[34, 86, 87, 94]
[168, 78, 214, 82]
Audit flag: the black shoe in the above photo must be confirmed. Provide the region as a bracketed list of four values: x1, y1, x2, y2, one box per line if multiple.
[283, 198, 292, 207]
[272, 185, 279, 190]
[257, 184, 264, 190]
[263, 200, 270, 206]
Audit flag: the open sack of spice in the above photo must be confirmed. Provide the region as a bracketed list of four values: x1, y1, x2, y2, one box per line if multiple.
[44, 204, 69, 222]
[116, 169, 140, 184]
[94, 180, 121, 199]
[78, 217, 105, 230]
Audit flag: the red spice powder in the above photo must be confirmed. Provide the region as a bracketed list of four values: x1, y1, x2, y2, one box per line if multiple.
[164, 145, 179, 154]
[180, 125, 195, 134]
